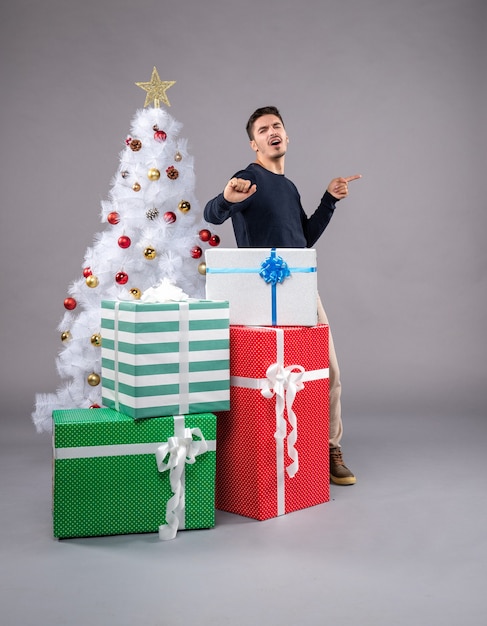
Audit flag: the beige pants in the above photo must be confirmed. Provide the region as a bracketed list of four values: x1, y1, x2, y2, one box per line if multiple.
[317, 295, 343, 448]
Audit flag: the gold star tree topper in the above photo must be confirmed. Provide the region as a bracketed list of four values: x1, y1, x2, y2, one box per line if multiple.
[135, 67, 176, 108]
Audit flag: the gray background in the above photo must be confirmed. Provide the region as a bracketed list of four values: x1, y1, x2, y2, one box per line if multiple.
[1, 2, 486, 625]
[1, 0, 485, 423]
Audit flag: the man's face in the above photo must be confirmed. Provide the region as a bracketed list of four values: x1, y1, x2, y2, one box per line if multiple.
[250, 114, 289, 160]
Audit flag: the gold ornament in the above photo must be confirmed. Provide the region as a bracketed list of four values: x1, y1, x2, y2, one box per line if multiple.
[135, 67, 176, 108]
[87, 373, 101, 386]
[198, 262, 207, 275]
[130, 287, 142, 300]
[144, 247, 157, 260]
[85, 275, 99, 288]
[61, 330, 71, 342]
[132, 182, 141, 192]
[178, 200, 191, 213]
[90, 333, 102, 347]
[174, 152, 182, 162]
[148, 168, 161, 181]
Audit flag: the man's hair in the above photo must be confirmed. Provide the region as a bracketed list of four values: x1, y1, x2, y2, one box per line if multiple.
[246, 106, 285, 140]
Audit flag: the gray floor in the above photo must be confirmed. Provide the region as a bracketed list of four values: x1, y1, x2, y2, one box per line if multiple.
[1, 409, 486, 626]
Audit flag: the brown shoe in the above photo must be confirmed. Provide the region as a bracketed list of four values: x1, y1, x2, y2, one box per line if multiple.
[329, 447, 356, 485]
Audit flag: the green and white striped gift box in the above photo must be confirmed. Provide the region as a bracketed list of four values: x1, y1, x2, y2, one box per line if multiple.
[101, 299, 230, 420]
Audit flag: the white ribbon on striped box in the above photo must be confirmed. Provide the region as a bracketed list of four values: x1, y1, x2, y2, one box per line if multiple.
[110, 300, 192, 414]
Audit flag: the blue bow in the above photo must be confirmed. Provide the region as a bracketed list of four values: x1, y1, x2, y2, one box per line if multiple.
[259, 252, 291, 285]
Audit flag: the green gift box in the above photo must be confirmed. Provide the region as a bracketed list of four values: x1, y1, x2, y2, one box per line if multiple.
[101, 299, 230, 419]
[52, 408, 217, 540]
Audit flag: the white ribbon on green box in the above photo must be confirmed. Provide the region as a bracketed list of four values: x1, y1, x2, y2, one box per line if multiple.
[230, 328, 329, 517]
[155, 415, 209, 540]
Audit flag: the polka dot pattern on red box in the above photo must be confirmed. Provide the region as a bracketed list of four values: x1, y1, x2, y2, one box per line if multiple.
[216, 325, 330, 521]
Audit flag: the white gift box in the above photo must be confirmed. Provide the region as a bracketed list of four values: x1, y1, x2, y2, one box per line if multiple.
[205, 248, 318, 326]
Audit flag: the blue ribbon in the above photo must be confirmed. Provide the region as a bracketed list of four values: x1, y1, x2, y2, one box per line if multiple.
[260, 250, 289, 324]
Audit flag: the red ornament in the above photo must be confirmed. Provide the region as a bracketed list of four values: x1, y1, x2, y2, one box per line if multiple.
[83, 267, 92, 278]
[163, 211, 176, 224]
[199, 229, 211, 242]
[64, 297, 77, 310]
[118, 235, 131, 249]
[107, 212, 120, 225]
[154, 130, 167, 142]
[191, 246, 203, 259]
[115, 271, 129, 285]
[209, 234, 221, 247]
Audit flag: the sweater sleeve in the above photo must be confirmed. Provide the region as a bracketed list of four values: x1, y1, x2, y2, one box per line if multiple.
[203, 170, 256, 225]
[302, 190, 338, 247]
[203, 193, 232, 225]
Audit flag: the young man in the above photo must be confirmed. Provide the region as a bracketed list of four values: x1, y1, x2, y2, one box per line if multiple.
[204, 106, 361, 485]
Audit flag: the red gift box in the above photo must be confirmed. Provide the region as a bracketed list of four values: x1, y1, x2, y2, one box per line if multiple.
[216, 324, 330, 520]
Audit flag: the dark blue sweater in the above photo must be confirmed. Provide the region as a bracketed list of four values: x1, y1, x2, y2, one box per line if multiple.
[203, 162, 337, 248]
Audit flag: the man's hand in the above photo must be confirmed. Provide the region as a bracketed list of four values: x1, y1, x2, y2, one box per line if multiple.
[327, 174, 362, 200]
[223, 177, 257, 203]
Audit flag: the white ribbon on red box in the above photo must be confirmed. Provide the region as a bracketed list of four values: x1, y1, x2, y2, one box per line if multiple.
[230, 327, 329, 516]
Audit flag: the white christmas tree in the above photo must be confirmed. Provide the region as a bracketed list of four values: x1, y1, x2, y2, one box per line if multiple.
[32, 68, 221, 432]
